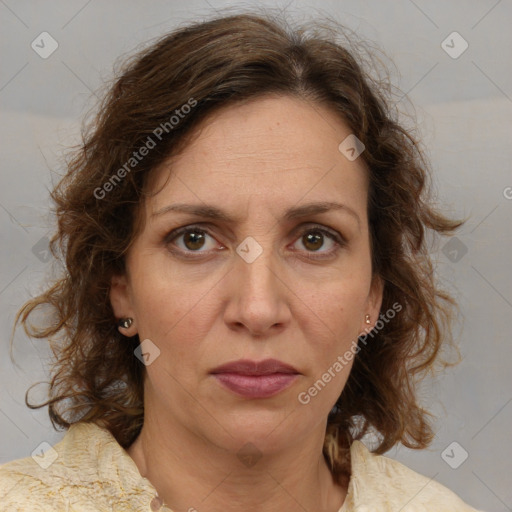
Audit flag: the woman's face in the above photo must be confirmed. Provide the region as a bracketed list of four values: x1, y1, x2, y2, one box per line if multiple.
[110, 94, 382, 455]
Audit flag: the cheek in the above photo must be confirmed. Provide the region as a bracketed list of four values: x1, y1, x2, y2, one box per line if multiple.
[303, 275, 370, 337]
[132, 280, 177, 335]
[129, 253, 197, 327]
[297, 287, 365, 409]
[129, 257, 218, 364]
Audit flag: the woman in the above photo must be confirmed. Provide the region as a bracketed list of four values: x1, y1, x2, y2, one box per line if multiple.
[0, 10, 483, 512]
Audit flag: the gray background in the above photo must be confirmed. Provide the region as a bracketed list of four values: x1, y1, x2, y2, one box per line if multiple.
[1, 1, 511, 510]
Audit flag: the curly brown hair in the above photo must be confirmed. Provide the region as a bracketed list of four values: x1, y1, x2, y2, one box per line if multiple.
[12, 9, 464, 486]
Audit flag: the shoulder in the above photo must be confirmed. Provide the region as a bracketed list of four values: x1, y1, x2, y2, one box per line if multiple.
[346, 440, 484, 511]
[0, 422, 120, 511]
[0, 455, 63, 511]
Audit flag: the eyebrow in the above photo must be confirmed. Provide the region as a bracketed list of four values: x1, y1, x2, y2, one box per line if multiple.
[152, 201, 361, 228]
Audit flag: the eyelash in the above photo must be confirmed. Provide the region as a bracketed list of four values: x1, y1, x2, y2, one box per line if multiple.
[164, 224, 346, 260]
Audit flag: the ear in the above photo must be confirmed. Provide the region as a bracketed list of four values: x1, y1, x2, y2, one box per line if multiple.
[360, 274, 384, 334]
[110, 273, 137, 336]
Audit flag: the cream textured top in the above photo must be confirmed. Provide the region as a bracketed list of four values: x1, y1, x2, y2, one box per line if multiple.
[0, 421, 483, 511]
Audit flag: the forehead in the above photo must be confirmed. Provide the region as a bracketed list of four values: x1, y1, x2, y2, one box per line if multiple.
[146, 95, 369, 218]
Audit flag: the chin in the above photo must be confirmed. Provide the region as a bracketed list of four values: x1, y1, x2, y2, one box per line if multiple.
[214, 408, 306, 451]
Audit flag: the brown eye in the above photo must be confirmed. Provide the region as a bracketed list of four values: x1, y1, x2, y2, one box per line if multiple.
[182, 230, 207, 251]
[302, 231, 325, 251]
[165, 227, 218, 253]
[292, 226, 343, 258]
[165, 224, 344, 260]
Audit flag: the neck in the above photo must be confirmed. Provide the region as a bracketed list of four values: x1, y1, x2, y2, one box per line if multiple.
[126, 411, 347, 512]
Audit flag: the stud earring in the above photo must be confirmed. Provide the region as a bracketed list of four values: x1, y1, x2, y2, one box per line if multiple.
[365, 314, 371, 325]
[118, 318, 133, 329]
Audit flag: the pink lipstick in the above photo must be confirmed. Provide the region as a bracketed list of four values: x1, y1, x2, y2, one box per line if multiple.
[210, 359, 299, 398]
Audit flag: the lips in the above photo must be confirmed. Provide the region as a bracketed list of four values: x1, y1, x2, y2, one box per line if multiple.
[210, 359, 300, 398]
[210, 358, 299, 376]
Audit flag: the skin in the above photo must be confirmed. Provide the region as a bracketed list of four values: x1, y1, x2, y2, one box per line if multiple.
[110, 94, 383, 512]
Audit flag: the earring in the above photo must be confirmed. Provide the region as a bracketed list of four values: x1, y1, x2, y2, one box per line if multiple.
[118, 317, 133, 329]
[365, 314, 371, 324]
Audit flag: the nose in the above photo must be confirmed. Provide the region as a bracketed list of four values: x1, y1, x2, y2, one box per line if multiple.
[223, 242, 291, 337]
